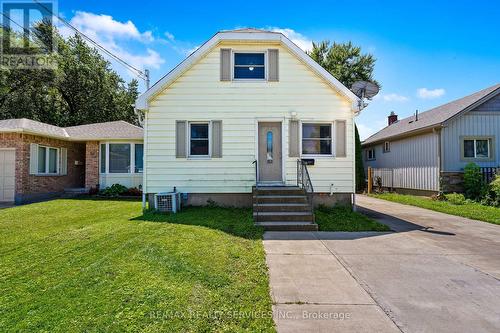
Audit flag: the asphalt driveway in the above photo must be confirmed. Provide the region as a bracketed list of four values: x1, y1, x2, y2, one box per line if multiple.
[264, 195, 500, 332]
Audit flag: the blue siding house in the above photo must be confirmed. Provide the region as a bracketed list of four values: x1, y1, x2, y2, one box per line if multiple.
[362, 83, 500, 194]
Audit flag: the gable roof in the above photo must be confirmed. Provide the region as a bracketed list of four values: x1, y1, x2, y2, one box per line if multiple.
[136, 29, 360, 110]
[0, 118, 143, 141]
[362, 83, 500, 145]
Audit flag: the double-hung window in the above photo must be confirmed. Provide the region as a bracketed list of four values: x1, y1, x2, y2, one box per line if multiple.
[100, 143, 143, 174]
[302, 123, 333, 155]
[233, 52, 265, 79]
[366, 148, 376, 161]
[37, 146, 59, 174]
[189, 123, 210, 156]
[463, 137, 492, 159]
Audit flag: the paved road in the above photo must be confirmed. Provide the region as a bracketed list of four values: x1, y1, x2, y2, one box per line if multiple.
[264, 195, 500, 332]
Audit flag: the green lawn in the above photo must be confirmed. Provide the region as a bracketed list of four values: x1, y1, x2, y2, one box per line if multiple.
[371, 193, 500, 225]
[315, 206, 391, 232]
[0, 199, 275, 332]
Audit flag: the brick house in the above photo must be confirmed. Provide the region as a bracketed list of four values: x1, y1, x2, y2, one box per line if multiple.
[0, 119, 143, 204]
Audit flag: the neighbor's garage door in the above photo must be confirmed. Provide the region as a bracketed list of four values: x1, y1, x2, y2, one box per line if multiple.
[0, 149, 15, 202]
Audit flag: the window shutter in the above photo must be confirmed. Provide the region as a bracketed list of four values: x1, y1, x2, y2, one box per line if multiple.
[176, 121, 187, 158]
[220, 48, 231, 81]
[211, 120, 222, 158]
[289, 120, 299, 157]
[60, 148, 68, 175]
[29, 143, 38, 174]
[268, 49, 279, 81]
[335, 120, 347, 157]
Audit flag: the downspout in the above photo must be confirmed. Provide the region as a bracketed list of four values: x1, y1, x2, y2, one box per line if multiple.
[141, 108, 149, 209]
[434, 126, 443, 192]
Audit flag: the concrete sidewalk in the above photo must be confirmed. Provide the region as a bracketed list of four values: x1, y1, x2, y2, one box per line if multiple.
[264, 195, 500, 332]
[264, 231, 400, 333]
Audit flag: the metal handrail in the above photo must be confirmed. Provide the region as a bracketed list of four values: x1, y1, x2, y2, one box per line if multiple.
[297, 159, 314, 210]
[252, 160, 258, 221]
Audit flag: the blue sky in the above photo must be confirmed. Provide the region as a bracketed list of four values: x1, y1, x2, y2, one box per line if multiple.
[53, 0, 500, 139]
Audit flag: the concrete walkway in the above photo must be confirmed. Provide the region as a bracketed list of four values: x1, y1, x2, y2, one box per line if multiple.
[264, 195, 500, 332]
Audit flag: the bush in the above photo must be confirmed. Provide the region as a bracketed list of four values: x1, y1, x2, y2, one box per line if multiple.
[444, 193, 466, 205]
[481, 175, 500, 207]
[463, 163, 485, 200]
[123, 187, 142, 196]
[99, 184, 128, 197]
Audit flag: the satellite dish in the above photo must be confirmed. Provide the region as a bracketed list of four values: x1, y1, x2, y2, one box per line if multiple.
[350, 81, 380, 111]
[351, 81, 380, 99]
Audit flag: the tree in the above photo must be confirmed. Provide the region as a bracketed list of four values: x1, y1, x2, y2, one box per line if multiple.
[308, 41, 379, 192]
[0, 21, 141, 126]
[308, 41, 379, 89]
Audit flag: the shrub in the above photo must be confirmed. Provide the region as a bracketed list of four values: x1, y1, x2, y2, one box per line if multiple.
[482, 175, 500, 207]
[99, 184, 128, 197]
[463, 163, 485, 200]
[123, 187, 142, 196]
[444, 193, 466, 205]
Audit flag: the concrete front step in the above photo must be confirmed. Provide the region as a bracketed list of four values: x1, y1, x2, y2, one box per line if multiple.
[253, 195, 308, 204]
[253, 187, 305, 196]
[253, 203, 311, 212]
[254, 211, 314, 222]
[255, 221, 318, 231]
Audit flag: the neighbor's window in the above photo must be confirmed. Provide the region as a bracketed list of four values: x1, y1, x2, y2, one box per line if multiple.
[37, 146, 59, 174]
[101, 143, 142, 174]
[100, 143, 106, 173]
[302, 123, 333, 155]
[109, 143, 131, 173]
[463, 138, 491, 159]
[366, 148, 376, 161]
[383, 141, 391, 153]
[234, 52, 265, 79]
[135, 144, 144, 173]
[190, 123, 209, 156]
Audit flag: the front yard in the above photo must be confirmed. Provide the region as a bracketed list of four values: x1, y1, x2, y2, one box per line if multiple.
[371, 193, 500, 225]
[0, 199, 388, 332]
[0, 199, 275, 332]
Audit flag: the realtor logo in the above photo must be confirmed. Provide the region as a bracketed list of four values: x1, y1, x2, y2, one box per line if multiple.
[0, 0, 57, 69]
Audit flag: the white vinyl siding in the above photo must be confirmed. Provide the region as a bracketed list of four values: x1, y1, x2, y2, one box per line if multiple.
[145, 42, 355, 194]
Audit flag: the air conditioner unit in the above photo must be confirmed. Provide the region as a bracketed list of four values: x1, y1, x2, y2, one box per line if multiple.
[154, 192, 181, 213]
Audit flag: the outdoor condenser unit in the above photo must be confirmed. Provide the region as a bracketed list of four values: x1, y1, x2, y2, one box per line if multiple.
[154, 192, 181, 213]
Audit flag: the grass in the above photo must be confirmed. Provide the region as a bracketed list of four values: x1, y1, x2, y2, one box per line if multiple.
[315, 206, 391, 232]
[371, 193, 500, 225]
[0, 199, 275, 332]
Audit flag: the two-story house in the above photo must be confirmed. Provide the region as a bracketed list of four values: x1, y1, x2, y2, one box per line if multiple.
[136, 29, 362, 230]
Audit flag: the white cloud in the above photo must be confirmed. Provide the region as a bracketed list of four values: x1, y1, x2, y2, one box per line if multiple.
[382, 93, 409, 102]
[164, 31, 175, 41]
[69, 11, 153, 42]
[417, 87, 445, 99]
[58, 11, 165, 71]
[265, 27, 313, 52]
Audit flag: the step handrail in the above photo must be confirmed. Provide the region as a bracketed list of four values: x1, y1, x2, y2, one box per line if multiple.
[297, 159, 314, 211]
[252, 160, 258, 221]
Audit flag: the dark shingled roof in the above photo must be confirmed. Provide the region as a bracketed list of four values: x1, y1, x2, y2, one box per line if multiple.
[0, 118, 143, 140]
[363, 83, 500, 145]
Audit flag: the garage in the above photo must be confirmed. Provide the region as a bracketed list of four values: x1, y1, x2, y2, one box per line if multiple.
[0, 149, 15, 202]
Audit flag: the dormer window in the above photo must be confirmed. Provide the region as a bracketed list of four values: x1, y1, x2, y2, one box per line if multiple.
[233, 52, 265, 79]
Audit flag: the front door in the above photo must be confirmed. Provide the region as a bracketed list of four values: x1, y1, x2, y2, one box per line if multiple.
[258, 122, 282, 182]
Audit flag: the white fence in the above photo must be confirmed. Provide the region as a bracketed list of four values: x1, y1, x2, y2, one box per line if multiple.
[370, 167, 439, 192]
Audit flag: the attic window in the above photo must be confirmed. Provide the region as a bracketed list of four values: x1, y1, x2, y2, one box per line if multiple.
[234, 52, 265, 79]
